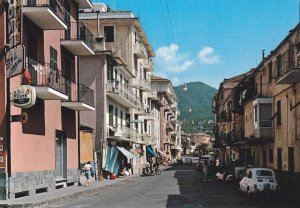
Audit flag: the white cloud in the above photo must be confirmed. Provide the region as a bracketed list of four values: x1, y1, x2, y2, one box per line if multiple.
[155, 43, 194, 73]
[198, 47, 220, 64]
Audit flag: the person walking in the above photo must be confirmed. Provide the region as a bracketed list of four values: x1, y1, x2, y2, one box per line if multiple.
[83, 161, 92, 186]
[203, 161, 208, 182]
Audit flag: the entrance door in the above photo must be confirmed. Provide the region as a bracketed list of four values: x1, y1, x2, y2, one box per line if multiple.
[56, 130, 67, 180]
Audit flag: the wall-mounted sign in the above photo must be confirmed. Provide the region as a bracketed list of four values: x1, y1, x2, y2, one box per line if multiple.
[6, 0, 22, 49]
[6, 45, 25, 78]
[12, 85, 36, 108]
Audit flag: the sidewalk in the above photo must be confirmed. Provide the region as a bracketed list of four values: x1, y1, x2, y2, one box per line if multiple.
[0, 166, 170, 208]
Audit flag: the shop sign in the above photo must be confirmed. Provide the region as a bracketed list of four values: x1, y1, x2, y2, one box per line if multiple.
[6, 45, 25, 78]
[12, 85, 36, 108]
[6, 0, 22, 48]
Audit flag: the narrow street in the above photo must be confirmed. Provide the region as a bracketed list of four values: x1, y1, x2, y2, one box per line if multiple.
[49, 160, 299, 208]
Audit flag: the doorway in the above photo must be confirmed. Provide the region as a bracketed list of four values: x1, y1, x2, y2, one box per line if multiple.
[55, 130, 67, 180]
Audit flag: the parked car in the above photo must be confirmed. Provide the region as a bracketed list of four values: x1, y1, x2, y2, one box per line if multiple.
[185, 158, 193, 165]
[239, 168, 279, 196]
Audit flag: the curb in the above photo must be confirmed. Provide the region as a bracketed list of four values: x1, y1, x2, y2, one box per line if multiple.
[0, 166, 172, 208]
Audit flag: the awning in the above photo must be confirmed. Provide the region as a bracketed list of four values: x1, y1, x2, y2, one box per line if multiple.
[146, 146, 158, 157]
[157, 149, 168, 158]
[117, 146, 135, 160]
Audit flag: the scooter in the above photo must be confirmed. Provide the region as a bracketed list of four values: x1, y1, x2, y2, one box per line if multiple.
[215, 170, 233, 182]
[141, 166, 155, 176]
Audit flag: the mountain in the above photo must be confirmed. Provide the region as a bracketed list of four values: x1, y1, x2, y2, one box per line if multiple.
[174, 81, 217, 133]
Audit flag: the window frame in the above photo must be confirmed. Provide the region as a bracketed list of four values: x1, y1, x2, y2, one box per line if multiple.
[103, 25, 115, 43]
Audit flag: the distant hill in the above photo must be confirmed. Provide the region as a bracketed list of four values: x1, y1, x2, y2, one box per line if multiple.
[174, 81, 217, 133]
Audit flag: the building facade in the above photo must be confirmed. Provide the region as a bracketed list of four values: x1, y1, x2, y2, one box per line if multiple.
[0, 0, 95, 199]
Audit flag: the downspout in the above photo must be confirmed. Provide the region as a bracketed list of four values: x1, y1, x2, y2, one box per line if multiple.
[77, 7, 80, 181]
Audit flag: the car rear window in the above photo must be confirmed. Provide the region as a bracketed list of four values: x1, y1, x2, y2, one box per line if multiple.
[256, 170, 273, 176]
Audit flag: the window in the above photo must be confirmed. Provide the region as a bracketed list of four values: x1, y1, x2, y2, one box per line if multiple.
[50, 47, 57, 69]
[115, 108, 118, 125]
[268, 62, 272, 82]
[104, 26, 114, 42]
[120, 110, 123, 125]
[109, 105, 114, 126]
[276, 100, 281, 126]
[126, 113, 130, 127]
[276, 55, 282, 77]
[269, 149, 273, 163]
[134, 114, 138, 130]
[254, 106, 258, 123]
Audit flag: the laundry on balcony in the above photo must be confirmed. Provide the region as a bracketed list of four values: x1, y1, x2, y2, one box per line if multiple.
[146, 146, 158, 157]
[116, 147, 135, 161]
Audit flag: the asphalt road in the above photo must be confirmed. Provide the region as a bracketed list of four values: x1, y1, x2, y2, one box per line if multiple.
[49, 159, 299, 208]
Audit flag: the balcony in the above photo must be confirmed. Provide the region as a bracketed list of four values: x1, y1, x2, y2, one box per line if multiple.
[143, 59, 154, 72]
[143, 110, 155, 120]
[131, 78, 151, 91]
[26, 58, 68, 100]
[133, 42, 147, 59]
[253, 102, 273, 139]
[106, 80, 138, 108]
[23, 0, 68, 30]
[147, 89, 158, 100]
[61, 22, 94, 56]
[275, 49, 299, 84]
[255, 83, 272, 98]
[114, 125, 138, 141]
[134, 102, 146, 115]
[61, 83, 95, 111]
[141, 134, 152, 144]
[166, 121, 174, 131]
[217, 111, 232, 124]
[74, 0, 92, 9]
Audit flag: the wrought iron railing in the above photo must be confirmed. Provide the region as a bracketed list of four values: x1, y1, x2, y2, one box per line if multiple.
[23, 0, 69, 24]
[65, 82, 94, 107]
[106, 80, 139, 106]
[26, 58, 68, 95]
[61, 22, 94, 50]
[115, 124, 138, 140]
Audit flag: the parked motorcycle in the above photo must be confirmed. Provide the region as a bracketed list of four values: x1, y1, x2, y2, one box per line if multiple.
[215, 170, 233, 182]
[141, 166, 155, 176]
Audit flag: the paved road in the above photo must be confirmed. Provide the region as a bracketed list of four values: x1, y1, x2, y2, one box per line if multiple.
[50, 163, 299, 208]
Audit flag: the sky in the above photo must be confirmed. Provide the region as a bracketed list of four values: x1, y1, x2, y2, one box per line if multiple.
[92, 0, 299, 88]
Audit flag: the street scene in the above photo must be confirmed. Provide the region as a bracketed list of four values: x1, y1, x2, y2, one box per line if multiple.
[1, 0, 300, 207]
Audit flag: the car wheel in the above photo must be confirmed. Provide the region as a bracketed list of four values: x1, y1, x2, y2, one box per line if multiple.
[247, 187, 251, 197]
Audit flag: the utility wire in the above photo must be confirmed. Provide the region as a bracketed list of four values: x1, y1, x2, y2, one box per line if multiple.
[165, 0, 180, 72]
[159, 0, 171, 46]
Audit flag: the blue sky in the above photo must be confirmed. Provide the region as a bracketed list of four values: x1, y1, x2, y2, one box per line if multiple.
[93, 0, 299, 88]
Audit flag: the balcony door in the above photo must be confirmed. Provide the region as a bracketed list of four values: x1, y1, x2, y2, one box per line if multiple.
[55, 130, 67, 180]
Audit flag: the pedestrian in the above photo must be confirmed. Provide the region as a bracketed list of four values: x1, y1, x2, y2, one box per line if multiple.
[203, 160, 208, 182]
[83, 161, 92, 186]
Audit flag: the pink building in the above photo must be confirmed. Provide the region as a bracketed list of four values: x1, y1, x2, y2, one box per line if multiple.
[0, 0, 94, 199]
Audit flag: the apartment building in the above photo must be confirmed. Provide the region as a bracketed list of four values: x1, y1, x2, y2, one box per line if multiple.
[152, 76, 181, 162]
[0, 0, 95, 199]
[213, 23, 300, 191]
[212, 74, 247, 164]
[79, 3, 157, 177]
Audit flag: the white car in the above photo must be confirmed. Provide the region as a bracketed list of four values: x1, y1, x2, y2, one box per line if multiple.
[239, 168, 279, 196]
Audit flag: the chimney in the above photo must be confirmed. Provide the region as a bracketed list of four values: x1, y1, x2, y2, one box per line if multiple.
[262, 50, 265, 60]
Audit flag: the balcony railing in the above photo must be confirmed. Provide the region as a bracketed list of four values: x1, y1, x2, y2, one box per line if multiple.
[65, 82, 94, 107]
[61, 22, 94, 50]
[131, 78, 151, 91]
[26, 58, 68, 95]
[106, 80, 139, 106]
[23, 0, 68, 24]
[115, 125, 138, 140]
[133, 42, 147, 59]
[255, 83, 272, 98]
[144, 59, 154, 71]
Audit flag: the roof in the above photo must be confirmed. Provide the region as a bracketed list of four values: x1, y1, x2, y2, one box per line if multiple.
[151, 75, 171, 82]
[191, 133, 211, 137]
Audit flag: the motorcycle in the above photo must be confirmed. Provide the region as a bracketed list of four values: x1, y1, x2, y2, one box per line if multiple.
[215, 170, 233, 182]
[141, 166, 155, 176]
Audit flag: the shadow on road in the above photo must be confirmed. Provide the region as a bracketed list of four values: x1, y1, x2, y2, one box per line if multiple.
[164, 164, 299, 208]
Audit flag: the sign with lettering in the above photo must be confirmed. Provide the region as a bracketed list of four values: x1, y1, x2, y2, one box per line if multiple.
[7, 0, 22, 48]
[12, 85, 36, 108]
[6, 45, 25, 78]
